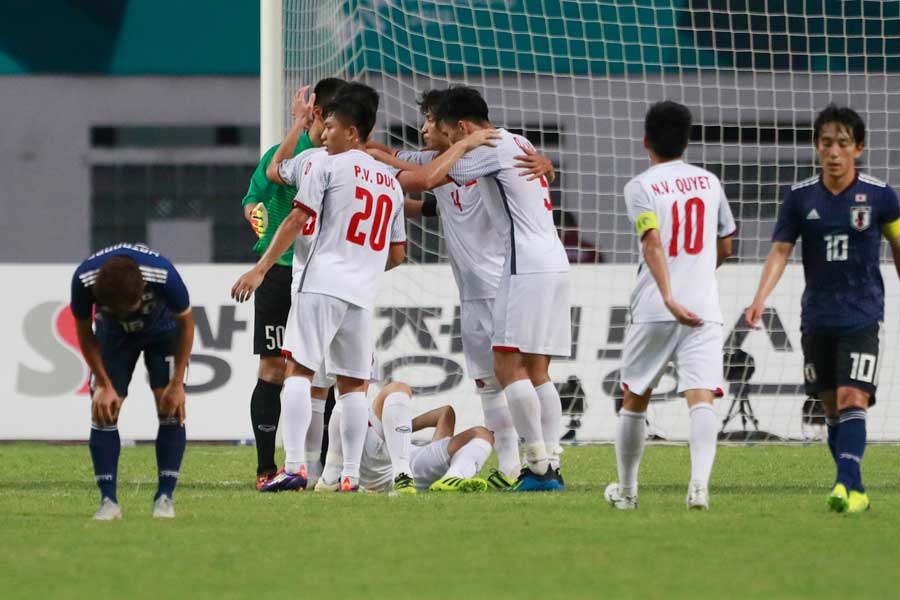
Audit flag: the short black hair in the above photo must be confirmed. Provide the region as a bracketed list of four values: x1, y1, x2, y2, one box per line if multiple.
[417, 89, 446, 116]
[433, 86, 490, 126]
[313, 78, 347, 108]
[644, 101, 692, 160]
[813, 104, 866, 146]
[324, 83, 379, 140]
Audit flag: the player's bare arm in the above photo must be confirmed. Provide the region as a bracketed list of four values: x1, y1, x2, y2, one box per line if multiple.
[366, 148, 422, 172]
[231, 206, 311, 302]
[512, 145, 556, 183]
[745, 241, 793, 328]
[365, 139, 393, 154]
[75, 318, 121, 425]
[642, 229, 703, 327]
[385, 243, 406, 271]
[265, 86, 316, 186]
[397, 129, 500, 194]
[411, 405, 456, 440]
[716, 236, 733, 267]
[159, 308, 194, 424]
[404, 198, 425, 218]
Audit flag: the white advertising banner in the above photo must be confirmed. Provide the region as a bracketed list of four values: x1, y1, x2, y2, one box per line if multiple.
[3, 264, 899, 441]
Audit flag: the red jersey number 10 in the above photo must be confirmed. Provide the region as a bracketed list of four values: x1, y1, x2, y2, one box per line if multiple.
[669, 197, 705, 256]
[347, 186, 393, 251]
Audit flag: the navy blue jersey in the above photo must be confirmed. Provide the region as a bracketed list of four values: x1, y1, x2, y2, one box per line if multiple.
[70, 243, 190, 340]
[772, 173, 900, 331]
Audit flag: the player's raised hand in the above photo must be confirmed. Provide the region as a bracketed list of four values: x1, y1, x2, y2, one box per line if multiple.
[159, 381, 186, 424]
[291, 86, 316, 126]
[513, 147, 554, 181]
[231, 268, 265, 303]
[461, 127, 501, 151]
[664, 297, 704, 327]
[744, 301, 765, 330]
[92, 383, 122, 426]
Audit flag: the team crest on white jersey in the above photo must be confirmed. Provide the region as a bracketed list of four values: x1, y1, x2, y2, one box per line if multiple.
[851, 206, 871, 231]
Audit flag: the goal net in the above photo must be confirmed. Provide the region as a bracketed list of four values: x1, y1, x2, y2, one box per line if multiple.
[276, 0, 900, 442]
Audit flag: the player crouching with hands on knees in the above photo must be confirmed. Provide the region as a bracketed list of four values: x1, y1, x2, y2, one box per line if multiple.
[315, 382, 494, 494]
[71, 244, 194, 520]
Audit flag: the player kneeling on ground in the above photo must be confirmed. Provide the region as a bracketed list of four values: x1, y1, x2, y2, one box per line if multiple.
[71, 244, 194, 520]
[316, 382, 493, 494]
[605, 101, 735, 511]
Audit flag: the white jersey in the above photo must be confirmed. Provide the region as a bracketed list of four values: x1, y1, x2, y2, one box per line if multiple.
[624, 160, 736, 324]
[446, 129, 570, 275]
[278, 147, 327, 293]
[294, 149, 406, 310]
[396, 150, 503, 300]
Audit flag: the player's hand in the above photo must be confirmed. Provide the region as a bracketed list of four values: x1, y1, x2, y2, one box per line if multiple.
[159, 381, 186, 424]
[664, 297, 704, 327]
[513, 147, 553, 181]
[291, 86, 316, 126]
[92, 383, 122, 426]
[231, 267, 265, 303]
[461, 128, 501, 151]
[744, 301, 765, 330]
[249, 203, 268, 238]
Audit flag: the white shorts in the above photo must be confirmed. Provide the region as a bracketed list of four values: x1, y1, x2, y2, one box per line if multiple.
[359, 418, 452, 492]
[460, 298, 496, 381]
[621, 321, 724, 396]
[282, 292, 374, 380]
[492, 272, 572, 357]
[311, 362, 335, 389]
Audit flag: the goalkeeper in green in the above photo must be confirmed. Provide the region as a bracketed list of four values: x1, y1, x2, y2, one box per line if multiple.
[241, 78, 347, 490]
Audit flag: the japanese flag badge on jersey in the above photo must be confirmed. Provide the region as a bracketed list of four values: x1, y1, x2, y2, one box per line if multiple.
[855, 193, 867, 203]
[851, 205, 871, 231]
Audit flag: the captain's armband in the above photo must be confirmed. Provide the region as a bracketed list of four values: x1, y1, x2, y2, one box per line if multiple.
[635, 211, 659, 237]
[883, 217, 900, 240]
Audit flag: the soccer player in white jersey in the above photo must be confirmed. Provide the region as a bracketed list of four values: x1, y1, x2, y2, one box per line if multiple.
[316, 381, 494, 494]
[231, 83, 407, 493]
[392, 86, 572, 492]
[604, 101, 736, 511]
[368, 89, 558, 489]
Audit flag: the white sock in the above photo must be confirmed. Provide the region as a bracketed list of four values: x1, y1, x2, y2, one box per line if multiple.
[281, 377, 312, 474]
[321, 406, 342, 485]
[305, 398, 326, 483]
[689, 404, 718, 488]
[445, 438, 493, 479]
[381, 391, 413, 478]
[616, 409, 646, 497]
[503, 379, 549, 474]
[338, 391, 368, 482]
[480, 380, 520, 478]
[535, 381, 563, 471]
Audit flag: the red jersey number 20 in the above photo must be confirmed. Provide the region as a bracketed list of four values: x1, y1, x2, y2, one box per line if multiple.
[347, 186, 393, 251]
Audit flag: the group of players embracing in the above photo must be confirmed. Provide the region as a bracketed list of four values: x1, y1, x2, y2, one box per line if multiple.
[72, 76, 900, 520]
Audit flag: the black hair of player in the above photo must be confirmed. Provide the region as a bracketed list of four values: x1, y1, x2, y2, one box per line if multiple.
[336, 81, 380, 114]
[644, 101, 692, 160]
[313, 78, 348, 108]
[813, 104, 866, 146]
[417, 89, 447, 116]
[433, 86, 490, 126]
[324, 92, 377, 141]
[94, 255, 145, 314]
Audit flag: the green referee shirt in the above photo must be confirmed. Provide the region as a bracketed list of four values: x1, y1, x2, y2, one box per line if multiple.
[241, 132, 314, 267]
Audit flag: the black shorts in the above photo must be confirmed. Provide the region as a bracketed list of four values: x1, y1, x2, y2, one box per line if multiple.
[253, 264, 292, 356]
[94, 330, 178, 398]
[801, 323, 880, 404]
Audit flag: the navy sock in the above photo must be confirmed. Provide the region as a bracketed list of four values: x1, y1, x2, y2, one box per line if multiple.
[89, 425, 121, 503]
[250, 379, 282, 475]
[825, 416, 839, 465]
[155, 418, 186, 500]
[836, 408, 867, 492]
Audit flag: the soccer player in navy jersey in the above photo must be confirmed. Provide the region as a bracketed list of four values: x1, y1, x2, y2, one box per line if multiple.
[71, 244, 194, 520]
[746, 105, 900, 513]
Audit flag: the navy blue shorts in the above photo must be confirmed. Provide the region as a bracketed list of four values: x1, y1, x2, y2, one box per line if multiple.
[94, 331, 178, 398]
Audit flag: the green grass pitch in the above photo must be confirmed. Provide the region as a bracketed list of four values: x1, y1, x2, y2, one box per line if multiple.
[1, 443, 898, 599]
